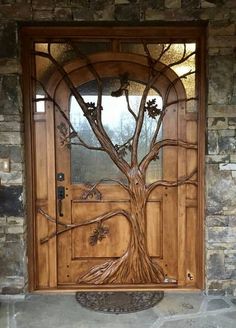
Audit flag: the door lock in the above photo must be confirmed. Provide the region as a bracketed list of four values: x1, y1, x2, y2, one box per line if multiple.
[57, 186, 65, 200]
[57, 186, 65, 217]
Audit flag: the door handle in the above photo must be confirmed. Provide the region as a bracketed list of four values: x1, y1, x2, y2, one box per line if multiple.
[57, 186, 65, 217]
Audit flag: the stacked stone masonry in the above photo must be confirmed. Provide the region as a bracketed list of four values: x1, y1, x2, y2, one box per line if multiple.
[0, 0, 235, 295]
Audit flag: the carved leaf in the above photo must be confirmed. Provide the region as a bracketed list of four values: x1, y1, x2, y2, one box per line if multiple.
[85, 102, 98, 120]
[145, 98, 161, 119]
[89, 223, 109, 246]
[57, 122, 68, 137]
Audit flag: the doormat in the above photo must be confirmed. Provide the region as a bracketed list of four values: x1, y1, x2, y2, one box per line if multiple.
[75, 291, 164, 314]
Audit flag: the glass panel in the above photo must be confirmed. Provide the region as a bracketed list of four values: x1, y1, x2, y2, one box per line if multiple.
[35, 94, 45, 113]
[121, 42, 197, 112]
[70, 78, 163, 184]
[34, 41, 110, 84]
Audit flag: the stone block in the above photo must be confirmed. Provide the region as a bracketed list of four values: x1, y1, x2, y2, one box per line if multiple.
[207, 131, 218, 154]
[207, 250, 226, 279]
[0, 171, 23, 185]
[209, 22, 235, 36]
[209, 35, 236, 48]
[0, 121, 22, 132]
[114, 3, 140, 20]
[208, 105, 236, 118]
[201, 0, 221, 8]
[0, 23, 17, 58]
[219, 163, 236, 171]
[32, 10, 54, 20]
[7, 217, 24, 225]
[206, 164, 236, 215]
[0, 233, 6, 242]
[182, 0, 200, 8]
[218, 130, 235, 137]
[219, 136, 236, 154]
[0, 132, 22, 145]
[208, 117, 228, 130]
[232, 171, 236, 178]
[208, 227, 236, 243]
[54, 7, 72, 20]
[144, 8, 165, 20]
[71, 0, 90, 8]
[141, 0, 164, 9]
[207, 242, 236, 250]
[225, 0, 236, 7]
[206, 215, 229, 227]
[0, 145, 23, 163]
[73, 7, 93, 21]
[32, 0, 54, 9]
[93, 5, 115, 20]
[206, 154, 229, 163]
[0, 242, 24, 277]
[0, 4, 32, 20]
[0, 76, 22, 115]
[209, 47, 234, 55]
[115, 0, 129, 3]
[0, 217, 6, 225]
[1, 286, 24, 294]
[6, 226, 24, 234]
[208, 55, 234, 104]
[0, 58, 21, 74]
[228, 117, 236, 126]
[200, 7, 230, 20]
[0, 186, 24, 217]
[165, 0, 181, 8]
[231, 155, 236, 162]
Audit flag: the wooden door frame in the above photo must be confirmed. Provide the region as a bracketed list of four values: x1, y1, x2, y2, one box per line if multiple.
[20, 25, 206, 292]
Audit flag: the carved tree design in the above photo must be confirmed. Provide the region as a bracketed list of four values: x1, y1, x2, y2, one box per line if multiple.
[34, 41, 197, 285]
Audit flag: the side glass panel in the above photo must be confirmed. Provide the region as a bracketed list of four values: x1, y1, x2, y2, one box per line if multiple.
[70, 79, 163, 184]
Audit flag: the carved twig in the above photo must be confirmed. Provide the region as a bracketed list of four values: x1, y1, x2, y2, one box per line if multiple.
[149, 71, 196, 152]
[38, 208, 131, 244]
[140, 139, 197, 173]
[83, 178, 130, 195]
[147, 169, 197, 196]
[124, 89, 137, 120]
[33, 78, 105, 152]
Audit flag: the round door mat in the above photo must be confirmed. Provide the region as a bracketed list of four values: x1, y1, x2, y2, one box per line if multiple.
[75, 291, 164, 314]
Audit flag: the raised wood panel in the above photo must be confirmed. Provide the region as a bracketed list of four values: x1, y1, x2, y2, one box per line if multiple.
[147, 201, 163, 258]
[34, 121, 48, 200]
[186, 207, 197, 287]
[71, 201, 130, 258]
[36, 208, 49, 288]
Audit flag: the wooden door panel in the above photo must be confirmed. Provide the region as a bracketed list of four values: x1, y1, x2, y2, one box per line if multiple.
[146, 201, 163, 258]
[71, 201, 130, 258]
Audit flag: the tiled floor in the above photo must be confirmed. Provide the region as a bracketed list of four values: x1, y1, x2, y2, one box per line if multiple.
[0, 292, 236, 328]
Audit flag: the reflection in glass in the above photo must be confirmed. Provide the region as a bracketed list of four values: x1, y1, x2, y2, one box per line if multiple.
[70, 79, 163, 185]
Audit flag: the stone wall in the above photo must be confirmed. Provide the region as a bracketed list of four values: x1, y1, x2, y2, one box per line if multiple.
[0, 0, 235, 295]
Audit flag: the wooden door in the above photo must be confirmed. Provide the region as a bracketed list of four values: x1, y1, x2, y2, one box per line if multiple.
[23, 27, 205, 291]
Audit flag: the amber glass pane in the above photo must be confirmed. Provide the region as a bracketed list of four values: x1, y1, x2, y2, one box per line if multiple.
[70, 79, 163, 184]
[121, 42, 196, 112]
